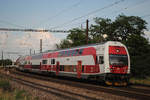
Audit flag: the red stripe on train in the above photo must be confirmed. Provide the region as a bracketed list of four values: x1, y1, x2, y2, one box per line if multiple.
[42, 47, 96, 59]
[109, 46, 127, 55]
[110, 65, 128, 74]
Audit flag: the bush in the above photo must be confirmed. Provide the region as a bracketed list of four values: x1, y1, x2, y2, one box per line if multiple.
[0, 80, 11, 92]
[14, 90, 28, 100]
[131, 51, 150, 78]
[0, 78, 35, 100]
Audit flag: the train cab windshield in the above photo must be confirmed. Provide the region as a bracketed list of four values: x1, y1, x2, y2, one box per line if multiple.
[109, 54, 128, 66]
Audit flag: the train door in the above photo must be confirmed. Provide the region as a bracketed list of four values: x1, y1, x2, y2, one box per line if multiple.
[41, 59, 48, 71]
[98, 55, 104, 73]
[77, 61, 82, 78]
[51, 58, 55, 71]
[56, 61, 59, 75]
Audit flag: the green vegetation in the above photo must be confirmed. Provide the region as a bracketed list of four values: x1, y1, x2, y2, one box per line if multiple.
[0, 59, 12, 66]
[130, 77, 150, 85]
[0, 79, 11, 92]
[0, 77, 38, 100]
[56, 14, 150, 79]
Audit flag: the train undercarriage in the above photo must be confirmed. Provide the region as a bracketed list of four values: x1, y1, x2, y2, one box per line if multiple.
[87, 73, 130, 86]
[17, 66, 130, 86]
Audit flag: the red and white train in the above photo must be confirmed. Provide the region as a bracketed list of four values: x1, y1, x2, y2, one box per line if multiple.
[16, 41, 130, 86]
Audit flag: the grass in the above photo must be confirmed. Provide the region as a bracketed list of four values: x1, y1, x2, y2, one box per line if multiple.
[0, 89, 32, 100]
[0, 79, 11, 92]
[130, 77, 150, 85]
[0, 77, 38, 100]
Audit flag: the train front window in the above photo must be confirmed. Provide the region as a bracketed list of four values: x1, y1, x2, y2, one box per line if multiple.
[109, 55, 128, 66]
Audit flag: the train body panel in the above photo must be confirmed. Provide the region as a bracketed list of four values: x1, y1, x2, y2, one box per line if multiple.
[16, 41, 130, 85]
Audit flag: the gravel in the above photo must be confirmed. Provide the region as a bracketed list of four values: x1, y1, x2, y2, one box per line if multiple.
[0, 69, 136, 100]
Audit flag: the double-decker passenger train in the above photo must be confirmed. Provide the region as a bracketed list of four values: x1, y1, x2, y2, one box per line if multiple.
[16, 41, 130, 86]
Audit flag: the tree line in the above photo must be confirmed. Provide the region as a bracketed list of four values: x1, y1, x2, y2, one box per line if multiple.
[56, 15, 150, 78]
[0, 59, 12, 66]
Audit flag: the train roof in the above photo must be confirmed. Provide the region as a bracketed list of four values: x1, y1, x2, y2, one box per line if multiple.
[44, 42, 106, 53]
[25, 41, 121, 57]
[45, 41, 122, 53]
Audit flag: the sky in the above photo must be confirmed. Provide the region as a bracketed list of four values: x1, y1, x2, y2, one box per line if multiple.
[0, 0, 150, 61]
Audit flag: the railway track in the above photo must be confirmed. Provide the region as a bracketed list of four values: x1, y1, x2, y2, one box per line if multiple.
[0, 71, 101, 100]
[1, 69, 150, 100]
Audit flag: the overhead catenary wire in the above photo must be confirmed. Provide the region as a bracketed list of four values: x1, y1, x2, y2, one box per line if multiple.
[0, 1, 81, 30]
[0, 20, 25, 28]
[1, 0, 148, 32]
[0, 0, 82, 30]
[1, 0, 138, 32]
[141, 14, 150, 18]
[0, 28, 70, 33]
[99, 0, 149, 18]
[34, 0, 82, 28]
[1, 0, 150, 59]
[58, 0, 149, 30]
[49, 0, 125, 30]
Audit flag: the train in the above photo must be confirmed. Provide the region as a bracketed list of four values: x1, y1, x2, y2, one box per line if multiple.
[16, 41, 130, 86]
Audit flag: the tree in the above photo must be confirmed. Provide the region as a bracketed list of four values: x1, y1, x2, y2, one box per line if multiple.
[124, 34, 150, 78]
[56, 39, 72, 49]
[131, 48, 150, 78]
[67, 28, 87, 46]
[112, 15, 147, 42]
[56, 28, 87, 49]
[0, 59, 12, 66]
[124, 34, 150, 56]
[89, 15, 147, 42]
[89, 17, 112, 43]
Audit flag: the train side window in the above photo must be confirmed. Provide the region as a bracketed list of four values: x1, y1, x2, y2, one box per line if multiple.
[82, 65, 84, 72]
[73, 66, 76, 72]
[60, 65, 64, 71]
[96, 56, 98, 64]
[51, 59, 55, 64]
[24, 61, 27, 65]
[42, 60, 47, 64]
[99, 56, 104, 64]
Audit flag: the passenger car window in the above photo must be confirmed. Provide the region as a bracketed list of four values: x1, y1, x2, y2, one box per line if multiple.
[99, 56, 104, 64]
[51, 59, 55, 64]
[42, 60, 47, 64]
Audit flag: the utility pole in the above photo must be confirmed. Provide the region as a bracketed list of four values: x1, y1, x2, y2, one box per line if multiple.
[30, 49, 31, 55]
[81, 24, 83, 30]
[40, 39, 42, 53]
[34, 50, 35, 54]
[86, 19, 89, 44]
[2, 51, 3, 67]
